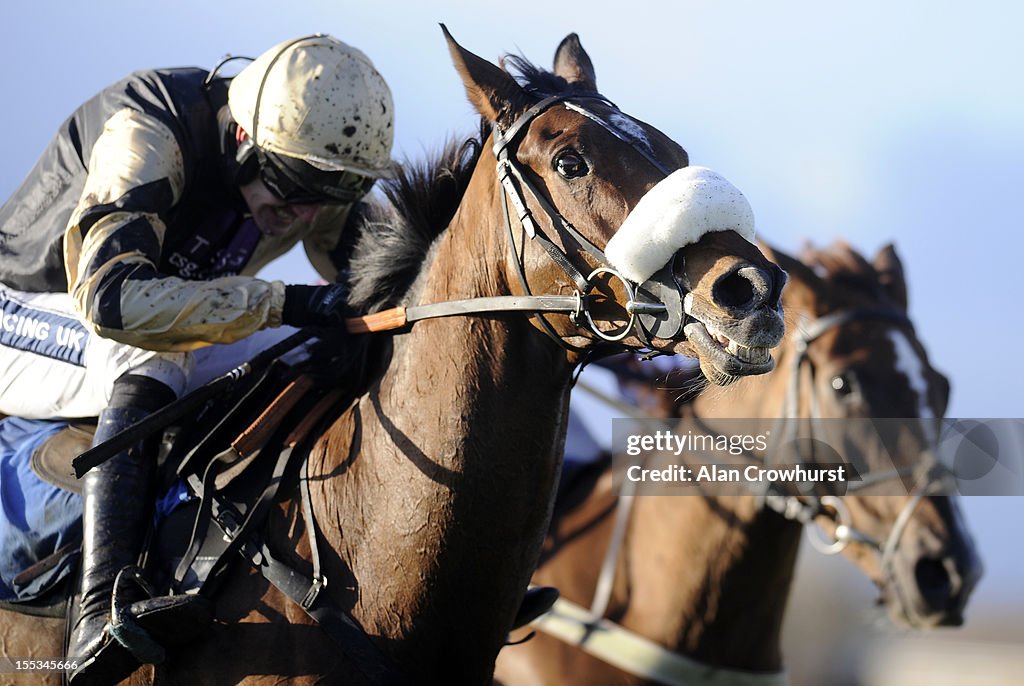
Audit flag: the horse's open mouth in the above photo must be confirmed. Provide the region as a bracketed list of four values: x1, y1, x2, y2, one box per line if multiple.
[683, 321, 774, 385]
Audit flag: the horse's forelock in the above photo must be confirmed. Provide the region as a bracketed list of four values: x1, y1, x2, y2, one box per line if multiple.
[502, 54, 586, 97]
[347, 123, 488, 313]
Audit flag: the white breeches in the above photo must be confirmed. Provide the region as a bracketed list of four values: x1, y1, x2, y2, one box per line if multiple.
[0, 284, 298, 419]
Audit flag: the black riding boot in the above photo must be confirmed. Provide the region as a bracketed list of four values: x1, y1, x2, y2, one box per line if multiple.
[67, 376, 208, 685]
[67, 404, 159, 684]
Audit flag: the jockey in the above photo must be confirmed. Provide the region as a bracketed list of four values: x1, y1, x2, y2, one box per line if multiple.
[0, 33, 555, 684]
[0, 34, 390, 684]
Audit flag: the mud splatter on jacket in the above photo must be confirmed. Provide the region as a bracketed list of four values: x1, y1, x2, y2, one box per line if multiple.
[0, 68, 350, 352]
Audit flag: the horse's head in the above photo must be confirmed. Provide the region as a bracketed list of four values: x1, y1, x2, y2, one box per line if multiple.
[443, 27, 785, 384]
[769, 241, 982, 628]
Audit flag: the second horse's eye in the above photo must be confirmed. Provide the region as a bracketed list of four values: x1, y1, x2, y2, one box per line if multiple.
[831, 372, 854, 396]
[555, 150, 589, 178]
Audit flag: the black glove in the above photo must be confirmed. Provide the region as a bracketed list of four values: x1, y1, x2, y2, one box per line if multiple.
[282, 284, 350, 328]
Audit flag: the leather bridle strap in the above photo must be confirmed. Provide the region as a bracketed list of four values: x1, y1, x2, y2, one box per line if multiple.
[780, 308, 913, 428]
[493, 92, 672, 349]
[499, 166, 590, 353]
[493, 93, 615, 351]
[561, 101, 672, 176]
[496, 155, 593, 291]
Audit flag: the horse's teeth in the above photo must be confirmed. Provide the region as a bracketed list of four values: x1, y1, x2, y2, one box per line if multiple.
[728, 342, 770, 364]
[743, 346, 770, 364]
[711, 331, 769, 365]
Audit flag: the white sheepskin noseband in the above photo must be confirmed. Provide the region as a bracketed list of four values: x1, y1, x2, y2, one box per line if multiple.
[603, 166, 755, 283]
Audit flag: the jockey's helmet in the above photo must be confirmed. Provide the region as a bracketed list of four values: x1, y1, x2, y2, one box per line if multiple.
[228, 34, 394, 204]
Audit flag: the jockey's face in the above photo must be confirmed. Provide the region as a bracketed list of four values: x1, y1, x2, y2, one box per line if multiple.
[238, 178, 323, 237]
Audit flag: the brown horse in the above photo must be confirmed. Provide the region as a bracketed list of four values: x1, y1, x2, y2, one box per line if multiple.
[0, 29, 786, 685]
[494, 242, 981, 686]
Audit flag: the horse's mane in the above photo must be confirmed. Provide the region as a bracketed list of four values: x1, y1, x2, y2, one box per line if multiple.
[800, 241, 886, 300]
[346, 122, 489, 313]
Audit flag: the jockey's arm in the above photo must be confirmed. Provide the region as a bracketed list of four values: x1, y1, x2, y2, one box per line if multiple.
[64, 108, 286, 352]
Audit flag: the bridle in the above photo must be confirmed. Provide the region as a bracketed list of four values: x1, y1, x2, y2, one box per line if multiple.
[760, 308, 956, 583]
[347, 92, 691, 352]
[493, 92, 689, 351]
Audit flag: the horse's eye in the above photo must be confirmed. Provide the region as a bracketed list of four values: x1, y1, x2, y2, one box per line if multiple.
[554, 150, 589, 178]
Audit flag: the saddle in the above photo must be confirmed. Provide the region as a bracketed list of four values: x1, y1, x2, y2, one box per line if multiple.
[32, 422, 93, 494]
[7, 335, 419, 682]
[1, 360, 332, 616]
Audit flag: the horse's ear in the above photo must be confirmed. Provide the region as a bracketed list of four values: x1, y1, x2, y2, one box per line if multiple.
[442, 24, 532, 129]
[873, 243, 909, 311]
[553, 33, 597, 91]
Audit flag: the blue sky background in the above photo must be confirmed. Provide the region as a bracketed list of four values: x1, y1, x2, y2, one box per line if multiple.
[2, 0, 1021, 661]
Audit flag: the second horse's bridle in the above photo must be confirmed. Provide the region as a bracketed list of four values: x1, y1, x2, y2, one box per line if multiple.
[761, 307, 955, 585]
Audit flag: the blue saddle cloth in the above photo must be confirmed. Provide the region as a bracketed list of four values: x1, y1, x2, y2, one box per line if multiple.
[0, 417, 82, 602]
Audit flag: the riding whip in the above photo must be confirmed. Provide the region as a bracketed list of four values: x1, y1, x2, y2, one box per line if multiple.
[72, 328, 316, 478]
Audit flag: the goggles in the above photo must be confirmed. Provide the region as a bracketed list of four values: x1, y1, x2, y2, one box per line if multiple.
[256, 148, 377, 205]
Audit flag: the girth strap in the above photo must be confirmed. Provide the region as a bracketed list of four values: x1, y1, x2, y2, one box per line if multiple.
[173, 375, 317, 588]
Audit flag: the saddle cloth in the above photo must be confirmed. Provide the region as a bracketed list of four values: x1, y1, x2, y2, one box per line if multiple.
[0, 418, 193, 606]
[0, 417, 82, 602]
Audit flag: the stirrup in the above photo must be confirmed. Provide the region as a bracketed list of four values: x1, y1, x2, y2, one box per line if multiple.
[109, 567, 166, 663]
[108, 566, 214, 663]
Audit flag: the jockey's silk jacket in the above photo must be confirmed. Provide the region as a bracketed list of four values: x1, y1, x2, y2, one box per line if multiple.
[0, 68, 350, 352]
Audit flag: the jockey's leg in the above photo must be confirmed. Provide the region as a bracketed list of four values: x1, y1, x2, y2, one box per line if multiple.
[65, 331, 307, 683]
[0, 285, 193, 419]
[66, 373, 201, 684]
[67, 328, 312, 682]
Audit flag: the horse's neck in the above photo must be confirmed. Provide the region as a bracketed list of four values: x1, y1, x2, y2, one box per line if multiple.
[308, 182, 575, 681]
[544, 467, 801, 675]
[624, 493, 802, 673]
[640, 354, 803, 671]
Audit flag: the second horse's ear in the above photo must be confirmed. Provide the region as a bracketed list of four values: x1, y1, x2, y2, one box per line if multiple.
[442, 24, 532, 131]
[552, 33, 597, 91]
[873, 243, 908, 311]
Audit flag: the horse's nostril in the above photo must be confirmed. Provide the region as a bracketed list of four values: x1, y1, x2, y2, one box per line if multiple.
[769, 265, 788, 307]
[915, 556, 954, 606]
[713, 266, 771, 311]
